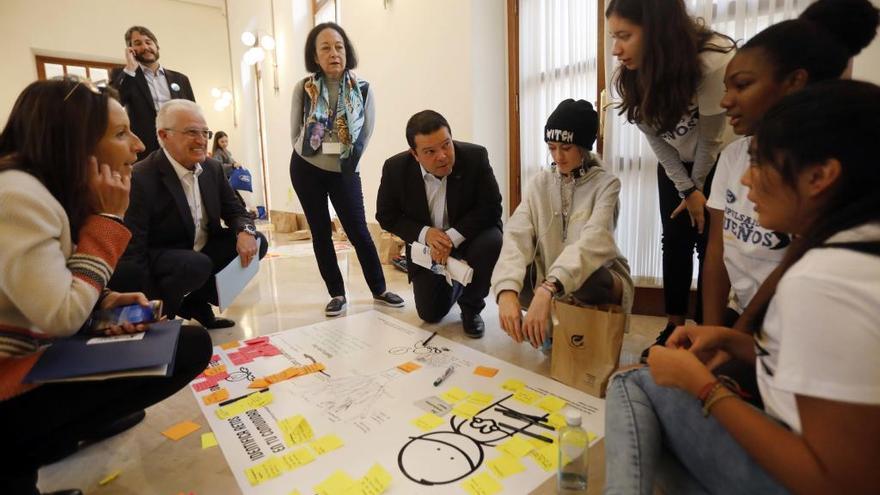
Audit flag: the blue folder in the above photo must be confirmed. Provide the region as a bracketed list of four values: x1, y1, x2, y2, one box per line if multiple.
[24, 320, 181, 383]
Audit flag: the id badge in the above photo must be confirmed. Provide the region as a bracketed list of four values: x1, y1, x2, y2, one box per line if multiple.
[322, 142, 342, 154]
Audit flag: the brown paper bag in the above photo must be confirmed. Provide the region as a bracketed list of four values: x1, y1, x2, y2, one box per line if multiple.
[550, 300, 626, 398]
[377, 233, 405, 264]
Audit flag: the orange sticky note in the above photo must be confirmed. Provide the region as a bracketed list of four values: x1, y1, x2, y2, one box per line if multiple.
[202, 388, 230, 405]
[204, 365, 227, 377]
[248, 378, 270, 389]
[474, 366, 499, 377]
[397, 361, 422, 373]
[220, 340, 240, 350]
[162, 420, 200, 440]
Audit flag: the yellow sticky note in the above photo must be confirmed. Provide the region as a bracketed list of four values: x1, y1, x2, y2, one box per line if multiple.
[397, 361, 422, 373]
[527, 444, 560, 472]
[245, 464, 270, 486]
[220, 340, 240, 350]
[466, 392, 494, 406]
[289, 491, 302, 495]
[98, 470, 120, 486]
[279, 414, 315, 446]
[487, 455, 526, 478]
[201, 432, 218, 449]
[247, 390, 274, 408]
[501, 379, 526, 392]
[536, 395, 567, 413]
[162, 420, 200, 441]
[547, 413, 567, 430]
[348, 463, 393, 495]
[204, 364, 227, 376]
[202, 388, 230, 405]
[461, 471, 503, 495]
[314, 469, 357, 495]
[526, 435, 557, 450]
[512, 388, 542, 405]
[439, 386, 468, 404]
[588, 431, 598, 443]
[474, 366, 499, 377]
[311, 434, 345, 455]
[411, 412, 445, 431]
[452, 401, 482, 419]
[280, 447, 316, 470]
[497, 435, 535, 458]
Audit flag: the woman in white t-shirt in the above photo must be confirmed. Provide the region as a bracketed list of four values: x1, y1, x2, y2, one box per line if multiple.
[606, 0, 735, 350]
[703, 0, 879, 327]
[605, 80, 880, 494]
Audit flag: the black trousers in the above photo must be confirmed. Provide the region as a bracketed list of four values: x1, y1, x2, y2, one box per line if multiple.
[657, 161, 715, 320]
[0, 325, 212, 494]
[289, 152, 386, 298]
[410, 226, 502, 322]
[109, 229, 269, 318]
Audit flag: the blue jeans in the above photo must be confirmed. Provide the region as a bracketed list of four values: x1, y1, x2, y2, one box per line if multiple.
[604, 368, 789, 495]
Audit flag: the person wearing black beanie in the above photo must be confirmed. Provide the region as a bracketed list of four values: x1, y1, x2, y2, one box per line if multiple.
[492, 99, 634, 350]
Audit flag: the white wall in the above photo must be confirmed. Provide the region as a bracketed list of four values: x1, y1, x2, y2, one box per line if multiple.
[852, 0, 880, 84]
[0, 0, 240, 149]
[332, 0, 510, 221]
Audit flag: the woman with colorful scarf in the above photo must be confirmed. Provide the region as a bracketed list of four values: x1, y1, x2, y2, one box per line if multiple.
[289, 22, 404, 317]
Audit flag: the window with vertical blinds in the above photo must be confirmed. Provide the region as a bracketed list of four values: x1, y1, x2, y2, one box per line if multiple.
[602, 0, 814, 286]
[518, 0, 599, 191]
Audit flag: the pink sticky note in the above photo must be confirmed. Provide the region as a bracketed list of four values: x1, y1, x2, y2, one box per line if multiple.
[244, 336, 269, 346]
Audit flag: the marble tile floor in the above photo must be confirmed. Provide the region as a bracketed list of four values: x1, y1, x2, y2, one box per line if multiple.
[38, 233, 665, 494]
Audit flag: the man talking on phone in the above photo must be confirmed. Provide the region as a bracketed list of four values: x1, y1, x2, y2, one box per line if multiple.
[110, 26, 195, 160]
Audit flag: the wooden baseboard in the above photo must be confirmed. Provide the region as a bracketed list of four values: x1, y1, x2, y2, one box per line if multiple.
[632, 286, 697, 319]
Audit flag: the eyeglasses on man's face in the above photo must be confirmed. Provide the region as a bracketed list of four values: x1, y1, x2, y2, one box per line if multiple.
[164, 128, 213, 140]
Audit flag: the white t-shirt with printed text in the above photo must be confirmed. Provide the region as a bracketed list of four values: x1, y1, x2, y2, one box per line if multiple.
[756, 224, 880, 433]
[707, 137, 789, 310]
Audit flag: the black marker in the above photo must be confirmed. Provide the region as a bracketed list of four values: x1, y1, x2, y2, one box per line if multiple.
[498, 422, 553, 443]
[422, 331, 438, 347]
[497, 409, 555, 431]
[217, 388, 269, 407]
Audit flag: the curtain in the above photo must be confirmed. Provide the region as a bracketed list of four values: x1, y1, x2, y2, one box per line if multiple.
[602, 0, 814, 286]
[519, 0, 599, 190]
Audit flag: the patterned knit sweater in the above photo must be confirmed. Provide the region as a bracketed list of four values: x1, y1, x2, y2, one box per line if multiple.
[0, 170, 131, 400]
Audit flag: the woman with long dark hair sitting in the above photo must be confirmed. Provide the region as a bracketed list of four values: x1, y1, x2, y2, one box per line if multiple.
[0, 77, 212, 495]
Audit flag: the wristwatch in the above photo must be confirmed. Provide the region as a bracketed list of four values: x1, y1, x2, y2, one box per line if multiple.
[545, 276, 564, 295]
[679, 185, 699, 199]
[239, 224, 257, 237]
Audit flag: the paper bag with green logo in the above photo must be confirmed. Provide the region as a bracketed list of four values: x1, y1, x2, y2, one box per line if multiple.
[550, 300, 626, 398]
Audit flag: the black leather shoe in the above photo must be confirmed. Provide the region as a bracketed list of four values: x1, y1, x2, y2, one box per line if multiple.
[180, 302, 235, 329]
[325, 296, 347, 317]
[45, 490, 83, 495]
[81, 410, 146, 445]
[461, 312, 485, 339]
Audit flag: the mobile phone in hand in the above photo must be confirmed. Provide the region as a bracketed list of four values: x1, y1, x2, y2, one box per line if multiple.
[90, 300, 163, 331]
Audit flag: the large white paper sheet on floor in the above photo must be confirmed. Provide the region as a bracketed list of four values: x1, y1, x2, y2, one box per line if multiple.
[191, 311, 605, 494]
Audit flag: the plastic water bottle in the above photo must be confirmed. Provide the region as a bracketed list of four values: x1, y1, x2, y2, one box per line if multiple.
[558, 409, 589, 493]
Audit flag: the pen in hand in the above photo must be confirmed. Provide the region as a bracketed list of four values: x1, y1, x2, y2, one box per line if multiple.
[433, 365, 455, 387]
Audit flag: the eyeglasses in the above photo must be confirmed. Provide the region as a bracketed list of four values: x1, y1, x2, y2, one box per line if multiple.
[164, 128, 214, 140]
[61, 76, 108, 102]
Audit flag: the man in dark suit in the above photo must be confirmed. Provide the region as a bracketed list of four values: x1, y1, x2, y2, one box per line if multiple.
[110, 26, 195, 160]
[115, 100, 267, 329]
[376, 110, 502, 338]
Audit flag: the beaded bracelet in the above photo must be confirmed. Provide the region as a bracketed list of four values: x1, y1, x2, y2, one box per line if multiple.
[702, 386, 736, 417]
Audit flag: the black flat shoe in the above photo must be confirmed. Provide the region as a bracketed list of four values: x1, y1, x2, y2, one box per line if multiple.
[461, 312, 485, 339]
[640, 322, 677, 363]
[325, 296, 347, 317]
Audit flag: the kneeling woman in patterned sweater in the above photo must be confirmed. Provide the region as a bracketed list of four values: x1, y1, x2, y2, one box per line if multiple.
[0, 77, 212, 495]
